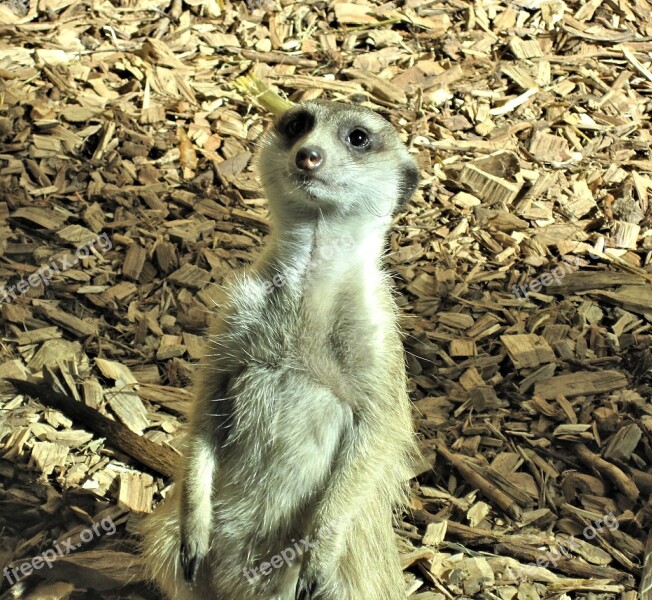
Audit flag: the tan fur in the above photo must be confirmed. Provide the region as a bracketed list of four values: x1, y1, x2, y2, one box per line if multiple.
[141, 101, 419, 600]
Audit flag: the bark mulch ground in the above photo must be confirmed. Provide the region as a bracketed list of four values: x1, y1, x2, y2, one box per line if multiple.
[0, 0, 651, 598]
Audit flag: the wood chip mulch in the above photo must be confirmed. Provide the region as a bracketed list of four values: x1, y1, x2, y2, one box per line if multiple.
[1, 0, 651, 599]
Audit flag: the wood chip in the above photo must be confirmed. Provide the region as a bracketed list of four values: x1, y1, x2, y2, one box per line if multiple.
[534, 371, 629, 399]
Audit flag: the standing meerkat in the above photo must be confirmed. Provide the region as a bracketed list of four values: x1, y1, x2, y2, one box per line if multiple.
[141, 100, 420, 600]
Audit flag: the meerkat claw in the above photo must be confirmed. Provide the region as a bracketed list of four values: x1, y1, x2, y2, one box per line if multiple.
[295, 576, 318, 599]
[180, 543, 201, 585]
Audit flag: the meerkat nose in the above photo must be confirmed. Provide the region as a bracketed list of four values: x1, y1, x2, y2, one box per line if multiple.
[295, 147, 324, 171]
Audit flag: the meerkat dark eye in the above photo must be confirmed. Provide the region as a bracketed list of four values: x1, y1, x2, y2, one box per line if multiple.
[348, 128, 369, 148]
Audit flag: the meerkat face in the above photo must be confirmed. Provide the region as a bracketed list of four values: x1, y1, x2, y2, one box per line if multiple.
[258, 101, 419, 219]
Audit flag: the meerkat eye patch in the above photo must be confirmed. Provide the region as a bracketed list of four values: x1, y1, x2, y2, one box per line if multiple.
[277, 109, 314, 142]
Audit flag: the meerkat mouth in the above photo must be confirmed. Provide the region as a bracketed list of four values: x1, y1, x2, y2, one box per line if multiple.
[291, 171, 333, 201]
[293, 170, 327, 186]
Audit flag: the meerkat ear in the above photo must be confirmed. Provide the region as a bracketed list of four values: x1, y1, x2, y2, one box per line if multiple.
[396, 161, 419, 211]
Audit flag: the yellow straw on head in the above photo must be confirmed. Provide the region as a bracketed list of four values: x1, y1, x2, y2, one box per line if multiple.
[234, 73, 294, 117]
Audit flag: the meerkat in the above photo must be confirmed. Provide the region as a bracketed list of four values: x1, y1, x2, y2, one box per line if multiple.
[141, 100, 420, 600]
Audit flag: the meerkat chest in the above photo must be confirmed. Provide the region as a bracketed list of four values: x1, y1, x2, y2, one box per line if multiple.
[295, 274, 393, 386]
[223, 265, 393, 383]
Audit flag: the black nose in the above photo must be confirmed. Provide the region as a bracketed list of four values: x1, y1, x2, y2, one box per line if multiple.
[295, 147, 324, 171]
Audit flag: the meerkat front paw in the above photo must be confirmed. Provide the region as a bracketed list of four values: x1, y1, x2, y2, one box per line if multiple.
[179, 531, 209, 585]
[296, 524, 345, 598]
[295, 574, 319, 599]
[296, 552, 334, 599]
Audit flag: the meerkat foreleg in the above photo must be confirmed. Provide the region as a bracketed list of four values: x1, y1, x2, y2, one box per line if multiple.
[179, 421, 217, 584]
[178, 369, 235, 584]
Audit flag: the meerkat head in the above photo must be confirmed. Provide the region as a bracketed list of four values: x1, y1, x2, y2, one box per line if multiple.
[258, 101, 419, 223]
